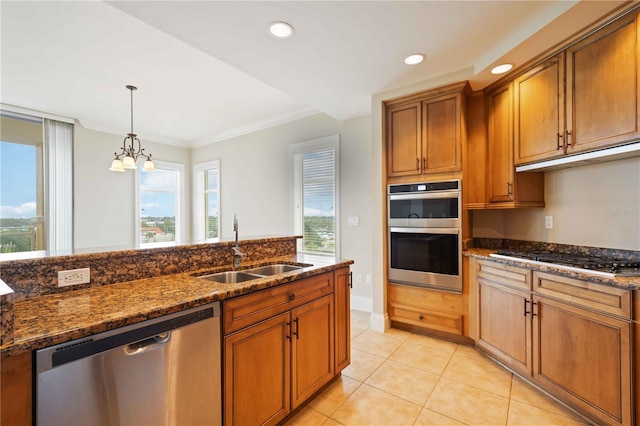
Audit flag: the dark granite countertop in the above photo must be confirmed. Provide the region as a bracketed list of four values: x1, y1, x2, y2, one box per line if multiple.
[464, 248, 640, 290]
[1, 254, 353, 356]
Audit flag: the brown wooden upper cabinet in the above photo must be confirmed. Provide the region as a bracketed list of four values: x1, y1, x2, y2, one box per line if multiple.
[515, 9, 640, 166]
[486, 82, 544, 207]
[385, 81, 469, 178]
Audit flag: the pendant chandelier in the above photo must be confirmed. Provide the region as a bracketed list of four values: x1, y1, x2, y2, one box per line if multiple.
[109, 85, 155, 172]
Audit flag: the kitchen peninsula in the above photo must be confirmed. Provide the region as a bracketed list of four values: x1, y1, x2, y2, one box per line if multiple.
[0, 236, 353, 425]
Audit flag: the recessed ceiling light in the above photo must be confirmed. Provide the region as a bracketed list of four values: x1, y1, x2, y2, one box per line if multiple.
[269, 21, 294, 39]
[491, 63, 514, 75]
[404, 54, 426, 65]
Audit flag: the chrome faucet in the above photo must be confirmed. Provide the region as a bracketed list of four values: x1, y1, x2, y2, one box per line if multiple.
[232, 214, 244, 268]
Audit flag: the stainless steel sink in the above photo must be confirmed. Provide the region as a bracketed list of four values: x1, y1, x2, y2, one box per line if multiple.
[198, 271, 263, 284]
[246, 264, 303, 276]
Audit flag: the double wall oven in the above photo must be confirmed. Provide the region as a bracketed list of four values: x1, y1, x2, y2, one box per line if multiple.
[388, 180, 462, 293]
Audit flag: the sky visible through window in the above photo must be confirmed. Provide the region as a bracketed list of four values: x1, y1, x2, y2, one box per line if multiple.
[0, 142, 37, 219]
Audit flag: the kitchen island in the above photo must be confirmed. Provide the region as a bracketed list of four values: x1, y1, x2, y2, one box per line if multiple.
[0, 236, 353, 425]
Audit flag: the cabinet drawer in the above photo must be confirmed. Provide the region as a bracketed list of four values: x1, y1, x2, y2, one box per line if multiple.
[223, 272, 334, 334]
[389, 301, 463, 335]
[477, 260, 532, 291]
[533, 272, 631, 319]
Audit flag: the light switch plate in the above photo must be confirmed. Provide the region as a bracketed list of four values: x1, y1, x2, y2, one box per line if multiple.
[347, 216, 359, 226]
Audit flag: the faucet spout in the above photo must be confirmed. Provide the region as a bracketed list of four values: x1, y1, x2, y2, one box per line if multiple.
[232, 214, 243, 268]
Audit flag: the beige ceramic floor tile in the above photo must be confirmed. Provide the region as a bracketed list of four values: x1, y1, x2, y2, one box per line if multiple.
[382, 327, 412, 341]
[350, 310, 371, 329]
[414, 408, 466, 426]
[283, 406, 328, 426]
[365, 359, 440, 406]
[442, 352, 513, 397]
[351, 330, 404, 358]
[454, 343, 484, 359]
[507, 400, 590, 426]
[341, 347, 386, 382]
[389, 339, 454, 376]
[425, 377, 509, 425]
[321, 417, 345, 426]
[308, 375, 362, 416]
[350, 326, 367, 340]
[407, 333, 459, 355]
[510, 376, 584, 420]
[331, 384, 422, 426]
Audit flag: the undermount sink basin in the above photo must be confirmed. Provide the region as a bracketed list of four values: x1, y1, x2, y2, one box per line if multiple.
[246, 264, 303, 276]
[198, 271, 263, 284]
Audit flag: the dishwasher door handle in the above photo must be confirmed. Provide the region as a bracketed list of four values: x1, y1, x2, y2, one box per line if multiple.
[124, 332, 171, 356]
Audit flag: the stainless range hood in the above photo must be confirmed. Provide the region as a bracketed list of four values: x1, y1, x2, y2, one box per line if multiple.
[516, 142, 640, 172]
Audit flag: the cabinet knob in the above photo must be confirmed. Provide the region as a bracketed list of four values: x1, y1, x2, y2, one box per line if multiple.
[289, 293, 296, 301]
[418, 315, 424, 321]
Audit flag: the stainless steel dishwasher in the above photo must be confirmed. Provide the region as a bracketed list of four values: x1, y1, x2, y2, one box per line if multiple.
[35, 302, 221, 426]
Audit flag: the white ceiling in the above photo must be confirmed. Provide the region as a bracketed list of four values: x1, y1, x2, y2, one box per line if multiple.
[0, 1, 626, 148]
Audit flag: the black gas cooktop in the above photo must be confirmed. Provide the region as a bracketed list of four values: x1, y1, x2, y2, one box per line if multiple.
[490, 250, 640, 278]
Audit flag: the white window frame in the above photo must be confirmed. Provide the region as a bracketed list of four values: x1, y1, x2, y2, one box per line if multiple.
[192, 159, 220, 243]
[289, 134, 340, 258]
[135, 160, 185, 248]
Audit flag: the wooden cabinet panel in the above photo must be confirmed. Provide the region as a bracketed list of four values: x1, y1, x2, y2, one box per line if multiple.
[334, 267, 351, 372]
[486, 82, 545, 208]
[223, 272, 333, 334]
[566, 10, 640, 153]
[477, 280, 531, 377]
[291, 295, 334, 409]
[388, 283, 465, 337]
[487, 83, 514, 203]
[533, 271, 631, 318]
[533, 296, 632, 426]
[477, 260, 531, 291]
[423, 94, 462, 173]
[1, 351, 32, 426]
[514, 54, 565, 165]
[386, 102, 421, 178]
[224, 313, 291, 426]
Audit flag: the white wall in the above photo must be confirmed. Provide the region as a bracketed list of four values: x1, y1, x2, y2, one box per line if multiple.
[73, 124, 192, 250]
[191, 113, 374, 309]
[472, 156, 640, 250]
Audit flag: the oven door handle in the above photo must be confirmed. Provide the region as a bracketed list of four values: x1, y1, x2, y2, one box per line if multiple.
[389, 192, 460, 201]
[389, 227, 460, 235]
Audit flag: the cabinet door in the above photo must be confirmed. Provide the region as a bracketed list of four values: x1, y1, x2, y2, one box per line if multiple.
[386, 101, 421, 178]
[334, 267, 351, 372]
[566, 11, 640, 153]
[477, 280, 531, 377]
[514, 54, 565, 165]
[532, 296, 633, 426]
[487, 82, 514, 202]
[422, 93, 461, 173]
[291, 295, 335, 409]
[224, 313, 291, 426]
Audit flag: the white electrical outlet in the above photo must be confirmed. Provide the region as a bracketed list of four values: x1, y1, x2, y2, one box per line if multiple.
[545, 215, 554, 229]
[366, 274, 372, 284]
[58, 268, 91, 287]
[356, 274, 363, 283]
[347, 216, 360, 226]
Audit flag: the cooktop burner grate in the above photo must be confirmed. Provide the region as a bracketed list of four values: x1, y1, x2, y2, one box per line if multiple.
[491, 250, 640, 277]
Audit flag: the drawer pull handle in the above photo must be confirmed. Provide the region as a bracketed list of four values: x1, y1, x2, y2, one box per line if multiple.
[418, 315, 424, 321]
[524, 299, 530, 316]
[286, 321, 291, 340]
[289, 293, 296, 301]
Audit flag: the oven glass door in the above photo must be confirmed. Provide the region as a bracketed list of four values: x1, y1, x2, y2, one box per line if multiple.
[388, 193, 460, 228]
[388, 227, 461, 292]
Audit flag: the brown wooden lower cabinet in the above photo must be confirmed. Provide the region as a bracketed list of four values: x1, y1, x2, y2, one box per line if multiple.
[475, 259, 634, 426]
[1, 351, 32, 426]
[223, 268, 350, 425]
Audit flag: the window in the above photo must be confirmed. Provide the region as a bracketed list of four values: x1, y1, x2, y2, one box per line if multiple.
[193, 160, 220, 243]
[0, 109, 73, 258]
[290, 135, 340, 257]
[136, 161, 184, 247]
